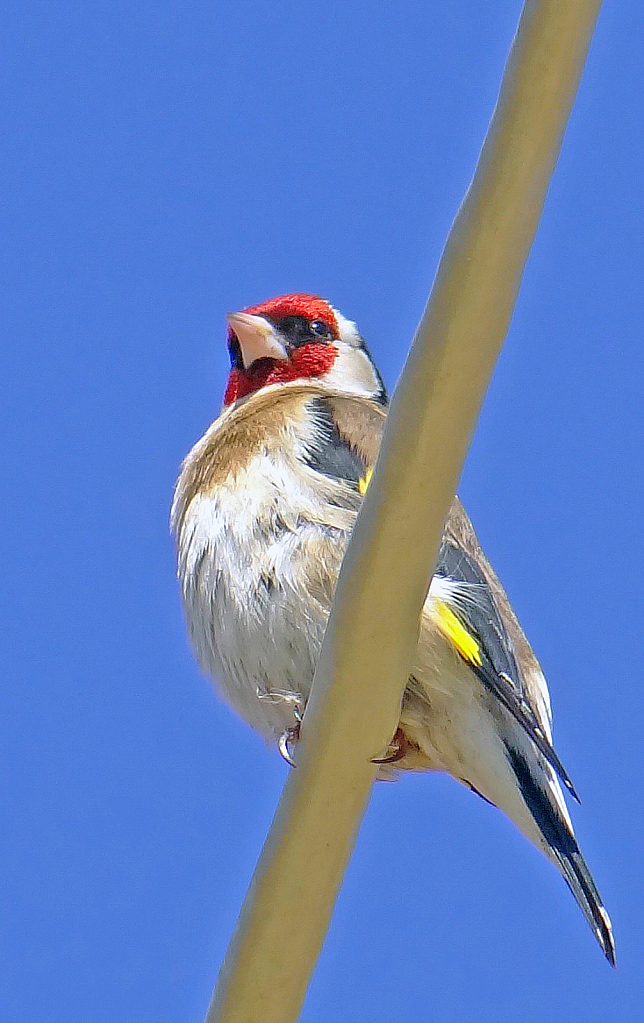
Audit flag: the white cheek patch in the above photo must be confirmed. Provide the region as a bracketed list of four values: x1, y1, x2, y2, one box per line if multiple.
[326, 306, 385, 399]
[322, 345, 383, 398]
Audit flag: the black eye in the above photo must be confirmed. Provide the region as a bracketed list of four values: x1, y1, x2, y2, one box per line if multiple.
[310, 319, 331, 339]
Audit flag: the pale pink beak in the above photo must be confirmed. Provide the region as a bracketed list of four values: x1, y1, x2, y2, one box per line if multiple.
[226, 311, 288, 369]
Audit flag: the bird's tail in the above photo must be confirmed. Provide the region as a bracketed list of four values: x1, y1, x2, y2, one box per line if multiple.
[506, 746, 616, 966]
[553, 844, 616, 967]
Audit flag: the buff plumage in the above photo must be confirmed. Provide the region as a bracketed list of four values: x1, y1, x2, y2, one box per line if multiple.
[172, 293, 615, 965]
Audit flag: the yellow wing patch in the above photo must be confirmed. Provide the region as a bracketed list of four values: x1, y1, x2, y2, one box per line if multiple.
[358, 466, 373, 496]
[433, 598, 482, 667]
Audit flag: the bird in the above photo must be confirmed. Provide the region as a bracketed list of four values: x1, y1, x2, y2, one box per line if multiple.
[171, 291, 615, 966]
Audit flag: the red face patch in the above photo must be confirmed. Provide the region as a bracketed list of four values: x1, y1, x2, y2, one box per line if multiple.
[223, 293, 341, 406]
[242, 293, 339, 337]
[223, 343, 339, 405]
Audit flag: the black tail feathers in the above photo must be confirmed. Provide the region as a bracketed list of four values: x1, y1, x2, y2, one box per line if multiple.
[554, 847, 616, 967]
[506, 746, 616, 966]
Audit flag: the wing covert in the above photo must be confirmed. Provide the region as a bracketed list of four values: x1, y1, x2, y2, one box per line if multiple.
[434, 532, 579, 803]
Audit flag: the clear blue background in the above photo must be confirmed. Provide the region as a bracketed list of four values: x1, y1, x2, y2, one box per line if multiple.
[3, 2, 642, 1020]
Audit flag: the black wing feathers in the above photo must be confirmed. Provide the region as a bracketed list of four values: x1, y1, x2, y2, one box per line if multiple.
[436, 539, 580, 803]
[303, 411, 579, 804]
[436, 539, 521, 684]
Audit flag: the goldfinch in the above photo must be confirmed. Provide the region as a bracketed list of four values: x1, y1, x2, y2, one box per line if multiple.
[171, 293, 615, 965]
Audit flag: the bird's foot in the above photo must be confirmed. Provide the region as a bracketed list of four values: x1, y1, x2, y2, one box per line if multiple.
[372, 726, 408, 765]
[280, 719, 408, 768]
[278, 707, 303, 768]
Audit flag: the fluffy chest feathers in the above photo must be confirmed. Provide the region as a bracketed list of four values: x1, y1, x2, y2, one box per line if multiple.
[171, 382, 555, 793]
[170, 301, 616, 965]
[171, 384, 383, 736]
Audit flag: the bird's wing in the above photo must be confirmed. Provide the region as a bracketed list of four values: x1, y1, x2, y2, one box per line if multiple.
[256, 387, 578, 800]
[437, 498, 578, 802]
[267, 388, 613, 960]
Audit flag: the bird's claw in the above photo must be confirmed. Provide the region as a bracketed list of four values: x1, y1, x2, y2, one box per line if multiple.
[280, 718, 408, 768]
[372, 726, 408, 765]
[278, 710, 302, 768]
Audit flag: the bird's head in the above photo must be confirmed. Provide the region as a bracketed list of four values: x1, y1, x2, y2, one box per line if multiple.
[223, 293, 387, 406]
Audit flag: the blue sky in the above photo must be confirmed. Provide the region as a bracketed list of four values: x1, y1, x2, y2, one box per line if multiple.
[3, 2, 643, 1020]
